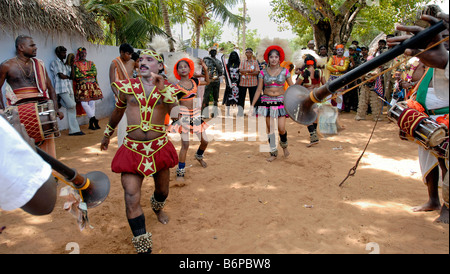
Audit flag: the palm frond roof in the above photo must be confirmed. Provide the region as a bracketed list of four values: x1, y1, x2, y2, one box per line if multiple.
[0, 0, 103, 41]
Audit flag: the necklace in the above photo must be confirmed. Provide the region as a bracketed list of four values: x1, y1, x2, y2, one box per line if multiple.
[177, 79, 194, 91]
[267, 66, 281, 85]
[267, 66, 281, 76]
[15, 56, 33, 78]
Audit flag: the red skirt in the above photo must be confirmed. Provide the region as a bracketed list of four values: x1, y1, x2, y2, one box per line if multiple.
[111, 135, 178, 177]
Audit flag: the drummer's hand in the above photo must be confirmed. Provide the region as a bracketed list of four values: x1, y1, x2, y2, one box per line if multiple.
[402, 81, 413, 89]
[387, 14, 448, 69]
[56, 111, 64, 120]
[436, 12, 449, 30]
[100, 136, 110, 151]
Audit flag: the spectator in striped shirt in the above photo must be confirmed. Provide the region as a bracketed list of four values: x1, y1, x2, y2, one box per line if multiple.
[238, 48, 260, 117]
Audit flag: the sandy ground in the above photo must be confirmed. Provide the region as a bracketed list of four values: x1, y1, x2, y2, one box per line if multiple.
[0, 87, 448, 254]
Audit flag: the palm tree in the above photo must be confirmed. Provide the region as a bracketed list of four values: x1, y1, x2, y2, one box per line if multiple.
[83, 0, 168, 47]
[157, 0, 190, 51]
[184, 0, 244, 48]
[121, 2, 169, 48]
[160, 0, 175, 51]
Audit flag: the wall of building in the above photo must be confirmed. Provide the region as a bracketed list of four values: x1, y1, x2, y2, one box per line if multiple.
[0, 28, 220, 131]
[0, 29, 118, 130]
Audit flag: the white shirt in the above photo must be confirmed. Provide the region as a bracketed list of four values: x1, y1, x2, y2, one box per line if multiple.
[0, 116, 52, 211]
[433, 51, 449, 102]
[50, 58, 73, 95]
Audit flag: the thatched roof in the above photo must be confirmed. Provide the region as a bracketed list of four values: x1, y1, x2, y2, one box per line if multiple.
[0, 0, 103, 41]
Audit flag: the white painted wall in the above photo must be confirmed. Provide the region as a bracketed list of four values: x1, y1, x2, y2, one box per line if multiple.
[0, 29, 222, 131]
[0, 29, 119, 130]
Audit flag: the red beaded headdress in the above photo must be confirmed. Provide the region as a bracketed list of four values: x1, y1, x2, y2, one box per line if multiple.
[264, 45, 285, 63]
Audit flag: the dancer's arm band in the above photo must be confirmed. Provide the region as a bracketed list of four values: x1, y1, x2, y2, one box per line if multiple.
[114, 93, 127, 109]
[115, 99, 127, 109]
[104, 124, 115, 138]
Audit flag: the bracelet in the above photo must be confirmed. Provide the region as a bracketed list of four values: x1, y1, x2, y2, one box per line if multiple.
[104, 124, 115, 138]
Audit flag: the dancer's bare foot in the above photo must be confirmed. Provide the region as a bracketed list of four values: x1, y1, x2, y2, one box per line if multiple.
[154, 209, 169, 225]
[197, 158, 208, 168]
[435, 205, 449, 224]
[283, 147, 290, 158]
[266, 155, 277, 162]
[412, 200, 441, 212]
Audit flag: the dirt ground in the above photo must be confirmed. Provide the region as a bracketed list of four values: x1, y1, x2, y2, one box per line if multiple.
[0, 88, 448, 254]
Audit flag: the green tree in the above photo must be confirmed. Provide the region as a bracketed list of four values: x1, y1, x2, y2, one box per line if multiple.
[184, 0, 245, 48]
[237, 29, 261, 53]
[201, 20, 224, 48]
[270, 0, 430, 52]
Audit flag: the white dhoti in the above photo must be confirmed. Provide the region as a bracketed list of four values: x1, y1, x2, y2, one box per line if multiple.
[417, 100, 448, 186]
[418, 145, 440, 185]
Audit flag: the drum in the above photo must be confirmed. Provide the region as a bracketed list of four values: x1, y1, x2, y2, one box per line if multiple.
[8, 100, 60, 143]
[388, 102, 447, 148]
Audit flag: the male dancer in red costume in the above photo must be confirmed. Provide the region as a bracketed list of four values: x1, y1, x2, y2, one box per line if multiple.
[100, 48, 184, 253]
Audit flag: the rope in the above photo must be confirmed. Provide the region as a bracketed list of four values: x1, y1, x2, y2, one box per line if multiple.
[338, 107, 383, 187]
[337, 36, 449, 188]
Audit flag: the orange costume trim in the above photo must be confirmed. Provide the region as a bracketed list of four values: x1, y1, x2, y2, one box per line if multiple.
[168, 106, 209, 134]
[168, 78, 209, 134]
[327, 55, 349, 74]
[436, 114, 449, 129]
[179, 79, 198, 102]
[406, 99, 426, 113]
